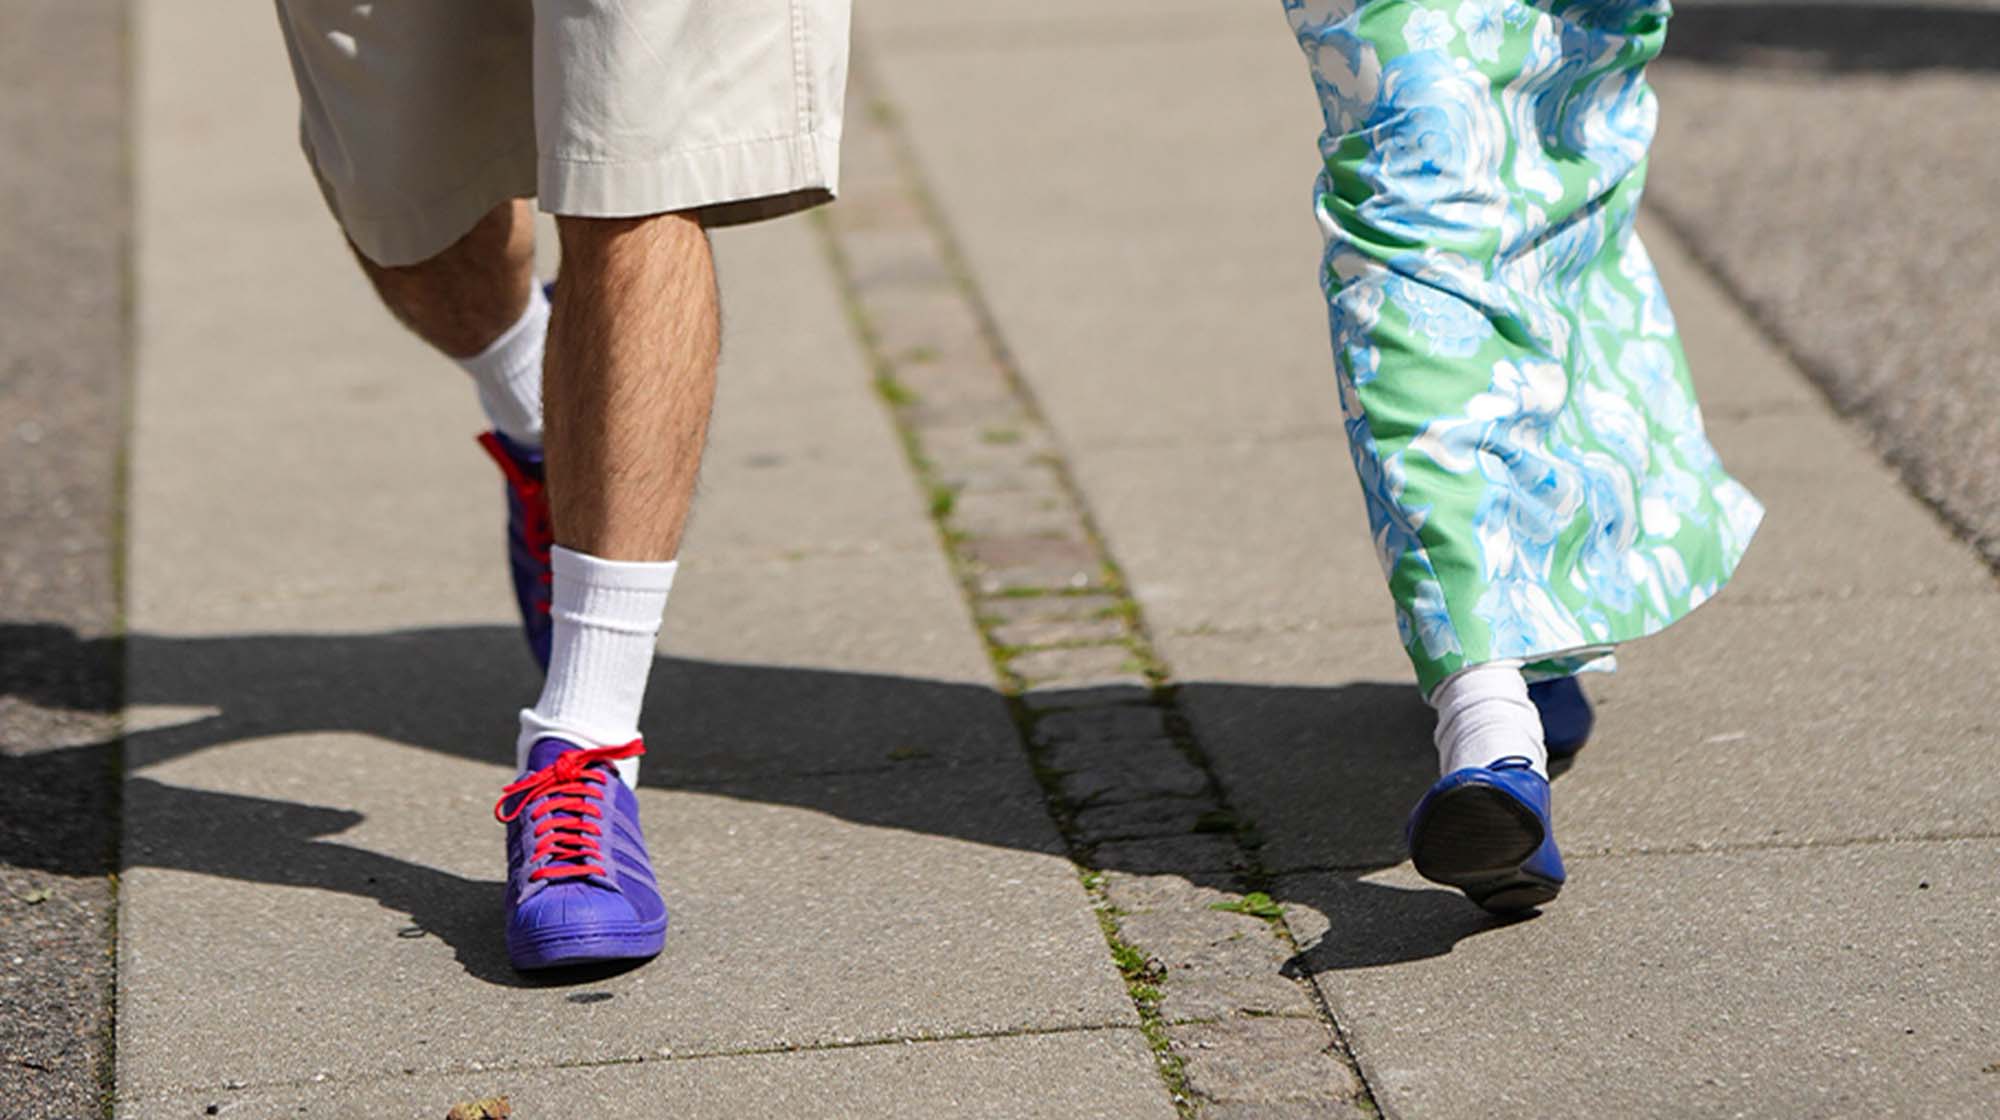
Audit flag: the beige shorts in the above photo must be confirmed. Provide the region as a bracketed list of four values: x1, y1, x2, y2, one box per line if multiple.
[275, 0, 851, 266]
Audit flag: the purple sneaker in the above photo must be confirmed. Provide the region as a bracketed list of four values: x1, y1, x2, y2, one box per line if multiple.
[492, 737, 667, 970]
[476, 431, 553, 671]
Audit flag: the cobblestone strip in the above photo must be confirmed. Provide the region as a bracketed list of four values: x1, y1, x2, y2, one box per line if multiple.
[815, 69, 1380, 1119]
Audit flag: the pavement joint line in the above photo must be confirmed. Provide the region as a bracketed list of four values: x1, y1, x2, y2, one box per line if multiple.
[1697, 399, 1823, 424]
[816, 55, 1384, 1119]
[864, 15, 1277, 56]
[693, 541, 947, 563]
[1077, 425, 1349, 454]
[1162, 618, 1392, 641]
[1156, 577, 1998, 646]
[1269, 829, 2000, 879]
[670, 757, 1025, 790]
[1564, 829, 2000, 862]
[1714, 583, 2000, 606]
[118, 1020, 1153, 1102]
[99, 5, 138, 1111]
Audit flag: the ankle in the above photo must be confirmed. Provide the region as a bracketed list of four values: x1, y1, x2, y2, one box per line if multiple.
[1429, 660, 1548, 778]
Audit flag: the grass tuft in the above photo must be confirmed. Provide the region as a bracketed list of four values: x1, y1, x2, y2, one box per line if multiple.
[1209, 891, 1284, 921]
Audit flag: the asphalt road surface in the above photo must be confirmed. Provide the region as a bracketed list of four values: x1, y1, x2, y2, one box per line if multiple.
[0, 2, 127, 1117]
[1654, 0, 2000, 567]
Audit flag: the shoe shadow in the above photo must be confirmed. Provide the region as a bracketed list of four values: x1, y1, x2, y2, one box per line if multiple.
[1, 621, 1540, 988]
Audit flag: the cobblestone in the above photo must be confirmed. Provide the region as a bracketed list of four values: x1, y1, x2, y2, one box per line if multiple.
[1106, 873, 1320, 1026]
[1034, 704, 1173, 746]
[1044, 737, 1210, 807]
[962, 533, 1099, 593]
[1072, 796, 1218, 842]
[1173, 1018, 1368, 1111]
[1092, 834, 1251, 877]
[1010, 644, 1149, 691]
[818, 61, 1372, 1118]
[953, 488, 1083, 542]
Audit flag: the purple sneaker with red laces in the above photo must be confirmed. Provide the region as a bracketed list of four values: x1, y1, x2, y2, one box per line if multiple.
[476, 431, 554, 672]
[493, 738, 667, 970]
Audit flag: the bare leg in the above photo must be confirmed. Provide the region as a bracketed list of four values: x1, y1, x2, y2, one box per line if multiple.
[353, 200, 536, 358]
[544, 213, 719, 561]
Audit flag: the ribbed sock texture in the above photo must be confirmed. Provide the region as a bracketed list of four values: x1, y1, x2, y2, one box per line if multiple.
[519, 546, 676, 788]
[1429, 659, 1548, 778]
[457, 284, 547, 447]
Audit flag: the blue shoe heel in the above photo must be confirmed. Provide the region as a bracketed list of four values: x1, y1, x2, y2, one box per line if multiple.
[1407, 757, 1565, 912]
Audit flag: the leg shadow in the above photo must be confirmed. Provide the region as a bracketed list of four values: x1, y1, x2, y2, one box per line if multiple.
[3, 621, 1555, 985]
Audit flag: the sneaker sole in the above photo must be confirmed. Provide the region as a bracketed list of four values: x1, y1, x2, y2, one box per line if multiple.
[509, 918, 667, 970]
[1409, 784, 1562, 913]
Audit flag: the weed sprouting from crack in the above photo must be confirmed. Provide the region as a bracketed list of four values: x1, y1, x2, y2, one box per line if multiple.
[1209, 890, 1286, 923]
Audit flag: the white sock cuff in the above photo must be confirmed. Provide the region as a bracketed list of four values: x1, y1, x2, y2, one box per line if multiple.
[1429, 659, 1546, 777]
[465, 284, 549, 370]
[459, 286, 548, 446]
[551, 546, 679, 593]
[516, 709, 643, 788]
[527, 547, 676, 789]
[1429, 658, 1528, 709]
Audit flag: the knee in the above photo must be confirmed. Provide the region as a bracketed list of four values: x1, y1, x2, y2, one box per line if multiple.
[356, 200, 535, 357]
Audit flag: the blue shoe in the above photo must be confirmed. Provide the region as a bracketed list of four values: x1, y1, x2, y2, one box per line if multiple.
[493, 737, 668, 970]
[1530, 676, 1593, 758]
[1406, 756, 1565, 912]
[476, 431, 553, 672]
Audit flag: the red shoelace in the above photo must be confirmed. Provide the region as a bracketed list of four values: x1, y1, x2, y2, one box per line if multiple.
[493, 740, 646, 882]
[475, 432, 555, 615]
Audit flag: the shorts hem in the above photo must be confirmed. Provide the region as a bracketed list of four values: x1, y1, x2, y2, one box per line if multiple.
[537, 129, 842, 227]
[304, 131, 537, 268]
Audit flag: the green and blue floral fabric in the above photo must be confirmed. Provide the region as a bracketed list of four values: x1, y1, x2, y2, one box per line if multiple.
[1283, 0, 1763, 693]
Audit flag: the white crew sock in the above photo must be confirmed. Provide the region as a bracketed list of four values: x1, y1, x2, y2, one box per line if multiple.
[456, 284, 547, 447]
[518, 546, 677, 788]
[1428, 659, 1548, 779]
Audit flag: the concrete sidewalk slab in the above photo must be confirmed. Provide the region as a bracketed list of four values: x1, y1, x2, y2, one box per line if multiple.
[1700, 413, 1991, 604]
[120, 7, 1157, 1114]
[1649, 35, 2000, 567]
[134, 1029, 1176, 1120]
[1279, 839, 2000, 1119]
[119, 736, 1122, 1097]
[1166, 591, 2000, 877]
[862, 1, 1336, 452]
[857, 3, 2000, 1117]
[1075, 435, 1381, 638]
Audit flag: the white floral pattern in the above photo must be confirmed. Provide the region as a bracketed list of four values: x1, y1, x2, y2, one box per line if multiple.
[1285, 0, 1762, 692]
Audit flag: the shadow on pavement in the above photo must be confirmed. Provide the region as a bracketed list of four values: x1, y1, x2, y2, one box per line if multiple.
[1670, 2, 2000, 74]
[1, 621, 1537, 988]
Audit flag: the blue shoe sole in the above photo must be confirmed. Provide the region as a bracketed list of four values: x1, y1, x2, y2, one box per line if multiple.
[1408, 784, 1563, 912]
[509, 917, 667, 971]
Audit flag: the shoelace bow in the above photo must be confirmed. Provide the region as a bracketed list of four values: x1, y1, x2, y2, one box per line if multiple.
[475, 432, 555, 614]
[493, 740, 646, 882]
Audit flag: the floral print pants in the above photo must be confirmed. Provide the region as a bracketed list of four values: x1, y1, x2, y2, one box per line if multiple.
[1284, 0, 1763, 694]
